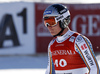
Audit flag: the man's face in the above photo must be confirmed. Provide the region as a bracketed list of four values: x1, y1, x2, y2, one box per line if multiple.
[47, 22, 62, 36]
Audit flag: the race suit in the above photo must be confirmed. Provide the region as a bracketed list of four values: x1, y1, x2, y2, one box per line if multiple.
[45, 30, 99, 74]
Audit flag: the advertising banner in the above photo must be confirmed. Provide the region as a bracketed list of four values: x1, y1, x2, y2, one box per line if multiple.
[0, 2, 35, 55]
[35, 3, 100, 52]
[35, 3, 52, 53]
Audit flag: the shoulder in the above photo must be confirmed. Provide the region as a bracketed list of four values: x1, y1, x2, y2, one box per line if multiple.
[74, 33, 94, 53]
[48, 37, 56, 48]
[75, 33, 93, 51]
[68, 31, 91, 44]
[75, 33, 91, 44]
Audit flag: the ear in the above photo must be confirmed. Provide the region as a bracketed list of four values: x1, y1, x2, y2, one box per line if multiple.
[59, 21, 65, 29]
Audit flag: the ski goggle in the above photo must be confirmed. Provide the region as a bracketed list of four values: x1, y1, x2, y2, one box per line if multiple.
[43, 11, 70, 27]
[44, 17, 57, 27]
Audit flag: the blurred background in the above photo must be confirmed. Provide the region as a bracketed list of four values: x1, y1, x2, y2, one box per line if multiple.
[0, 0, 100, 74]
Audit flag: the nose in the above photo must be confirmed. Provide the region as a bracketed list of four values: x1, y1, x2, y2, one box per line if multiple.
[47, 26, 54, 31]
[47, 25, 53, 28]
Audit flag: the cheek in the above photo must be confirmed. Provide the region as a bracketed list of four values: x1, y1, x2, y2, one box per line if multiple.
[54, 26, 62, 34]
[47, 23, 62, 35]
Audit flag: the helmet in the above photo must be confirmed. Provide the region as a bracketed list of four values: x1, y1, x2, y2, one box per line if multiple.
[43, 4, 70, 29]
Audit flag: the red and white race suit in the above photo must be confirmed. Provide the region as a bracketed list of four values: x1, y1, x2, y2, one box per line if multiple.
[45, 30, 99, 74]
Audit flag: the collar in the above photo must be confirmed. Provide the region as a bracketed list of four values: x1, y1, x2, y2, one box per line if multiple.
[56, 30, 74, 43]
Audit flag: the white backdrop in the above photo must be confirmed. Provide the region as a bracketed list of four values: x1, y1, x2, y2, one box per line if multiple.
[0, 2, 36, 55]
[0, 0, 100, 3]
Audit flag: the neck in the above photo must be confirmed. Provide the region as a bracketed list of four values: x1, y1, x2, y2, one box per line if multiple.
[58, 27, 69, 37]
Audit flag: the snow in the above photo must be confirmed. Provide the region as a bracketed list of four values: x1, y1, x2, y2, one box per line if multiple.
[0, 54, 48, 69]
[0, 69, 46, 74]
[0, 53, 99, 74]
[0, 54, 47, 74]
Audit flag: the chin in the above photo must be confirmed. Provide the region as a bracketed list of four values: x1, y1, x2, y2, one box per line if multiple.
[51, 33, 56, 36]
[50, 32, 57, 36]
[51, 34, 55, 36]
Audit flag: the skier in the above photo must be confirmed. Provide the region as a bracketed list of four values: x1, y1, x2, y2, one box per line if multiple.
[43, 4, 99, 74]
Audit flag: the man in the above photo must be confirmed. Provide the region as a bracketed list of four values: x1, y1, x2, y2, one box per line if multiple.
[43, 4, 99, 74]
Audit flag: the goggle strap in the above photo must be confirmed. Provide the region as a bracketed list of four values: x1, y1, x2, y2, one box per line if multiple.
[55, 17, 57, 24]
[55, 11, 70, 22]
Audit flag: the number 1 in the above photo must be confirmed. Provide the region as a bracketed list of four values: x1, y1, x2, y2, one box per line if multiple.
[17, 8, 27, 34]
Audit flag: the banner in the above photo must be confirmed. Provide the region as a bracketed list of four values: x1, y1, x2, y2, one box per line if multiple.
[35, 3, 100, 52]
[0, 2, 35, 55]
[35, 3, 52, 53]
[68, 4, 100, 52]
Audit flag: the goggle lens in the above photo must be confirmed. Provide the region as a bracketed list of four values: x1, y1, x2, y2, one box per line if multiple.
[44, 17, 57, 27]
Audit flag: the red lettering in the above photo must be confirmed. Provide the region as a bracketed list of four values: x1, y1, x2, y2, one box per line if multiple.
[81, 44, 87, 50]
[83, 44, 87, 49]
[81, 45, 84, 50]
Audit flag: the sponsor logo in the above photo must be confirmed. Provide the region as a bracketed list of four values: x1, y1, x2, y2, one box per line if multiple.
[84, 50, 94, 66]
[56, 15, 64, 21]
[76, 36, 82, 42]
[69, 36, 75, 42]
[44, 10, 52, 15]
[72, 15, 100, 36]
[55, 44, 64, 47]
[52, 50, 76, 56]
[60, 9, 67, 14]
[81, 44, 87, 50]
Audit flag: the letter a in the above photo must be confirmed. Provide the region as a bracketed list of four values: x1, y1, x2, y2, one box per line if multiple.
[0, 14, 20, 47]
